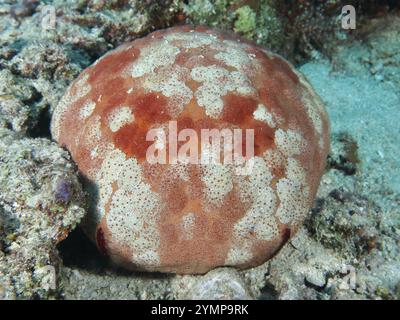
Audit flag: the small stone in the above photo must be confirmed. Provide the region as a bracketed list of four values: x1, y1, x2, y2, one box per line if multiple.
[305, 271, 326, 288]
[338, 280, 350, 291]
[184, 268, 253, 300]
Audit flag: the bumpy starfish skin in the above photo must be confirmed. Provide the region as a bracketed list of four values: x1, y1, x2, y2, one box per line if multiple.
[51, 26, 330, 274]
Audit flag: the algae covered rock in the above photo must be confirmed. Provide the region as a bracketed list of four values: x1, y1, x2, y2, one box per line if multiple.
[0, 129, 86, 299]
[183, 0, 285, 51]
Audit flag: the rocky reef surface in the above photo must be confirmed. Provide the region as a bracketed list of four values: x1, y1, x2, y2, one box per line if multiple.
[0, 0, 399, 299]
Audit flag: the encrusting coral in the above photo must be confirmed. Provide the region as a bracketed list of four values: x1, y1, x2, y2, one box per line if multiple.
[51, 25, 329, 274]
